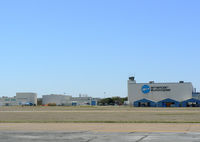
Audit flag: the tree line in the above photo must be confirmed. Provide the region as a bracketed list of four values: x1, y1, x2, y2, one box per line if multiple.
[98, 97, 128, 106]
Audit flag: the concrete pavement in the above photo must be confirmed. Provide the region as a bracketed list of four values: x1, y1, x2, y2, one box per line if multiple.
[0, 123, 200, 142]
[0, 131, 200, 142]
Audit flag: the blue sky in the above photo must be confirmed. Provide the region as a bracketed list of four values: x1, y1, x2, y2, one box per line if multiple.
[0, 0, 199, 97]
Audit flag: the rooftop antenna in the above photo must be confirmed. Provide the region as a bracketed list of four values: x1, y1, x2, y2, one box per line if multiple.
[128, 72, 135, 77]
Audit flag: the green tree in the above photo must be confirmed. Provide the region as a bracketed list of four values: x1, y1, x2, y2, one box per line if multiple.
[98, 97, 128, 106]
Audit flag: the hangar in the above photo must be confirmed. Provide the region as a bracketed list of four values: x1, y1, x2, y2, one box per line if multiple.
[181, 98, 200, 107]
[133, 98, 156, 107]
[157, 98, 180, 107]
[128, 77, 200, 107]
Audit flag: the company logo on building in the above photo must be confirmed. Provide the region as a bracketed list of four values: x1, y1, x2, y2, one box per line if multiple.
[141, 85, 151, 94]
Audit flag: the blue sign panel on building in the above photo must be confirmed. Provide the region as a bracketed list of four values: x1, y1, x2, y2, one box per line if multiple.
[141, 85, 150, 94]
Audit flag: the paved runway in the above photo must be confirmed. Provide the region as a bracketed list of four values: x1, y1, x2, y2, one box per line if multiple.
[1, 131, 200, 142]
[1, 123, 200, 141]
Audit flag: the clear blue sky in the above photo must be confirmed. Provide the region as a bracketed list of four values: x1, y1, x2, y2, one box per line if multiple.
[0, 0, 199, 98]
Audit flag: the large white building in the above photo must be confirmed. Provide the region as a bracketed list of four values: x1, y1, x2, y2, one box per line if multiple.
[16, 92, 37, 106]
[42, 94, 98, 106]
[128, 77, 196, 107]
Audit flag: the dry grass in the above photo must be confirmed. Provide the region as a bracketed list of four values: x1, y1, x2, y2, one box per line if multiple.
[0, 106, 200, 123]
[1, 123, 200, 132]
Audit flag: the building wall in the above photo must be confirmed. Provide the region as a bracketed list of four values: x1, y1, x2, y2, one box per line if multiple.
[71, 97, 92, 106]
[128, 79, 193, 105]
[0, 97, 18, 106]
[42, 94, 72, 106]
[192, 92, 200, 100]
[16, 93, 37, 105]
[71, 97, 99, 106]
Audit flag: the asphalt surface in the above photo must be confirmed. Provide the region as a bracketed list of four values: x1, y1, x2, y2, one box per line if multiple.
[1, 131, 200, 142]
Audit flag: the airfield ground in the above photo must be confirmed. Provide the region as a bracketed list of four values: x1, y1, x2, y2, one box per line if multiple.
[0, 106, 200, 123]
[1, 106, 200, 141]
[0, 123, 200, 132]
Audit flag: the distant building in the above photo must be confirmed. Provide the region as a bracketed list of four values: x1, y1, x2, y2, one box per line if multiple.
[0, 92, 37, 106]
[71, 94, 99, 106]
[0, 96, 18, 106]
[16, 92, 37, 106]
[128, 77, 200, 107]
[0, 92, 99, 106]
[42, 94, 72, 106]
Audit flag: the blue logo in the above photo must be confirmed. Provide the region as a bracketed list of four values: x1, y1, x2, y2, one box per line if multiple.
[141, 85, 150, 94]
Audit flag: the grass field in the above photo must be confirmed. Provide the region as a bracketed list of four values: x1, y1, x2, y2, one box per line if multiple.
[1, 106, 200, 123]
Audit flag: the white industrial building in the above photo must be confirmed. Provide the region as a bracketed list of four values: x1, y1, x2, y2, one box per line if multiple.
[16, 92, 37, 106]
[128, 77, 199, 107]
[0, 92, 37, 106]
[42, 94, 72, 106]
[42, 94, 98, 106]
